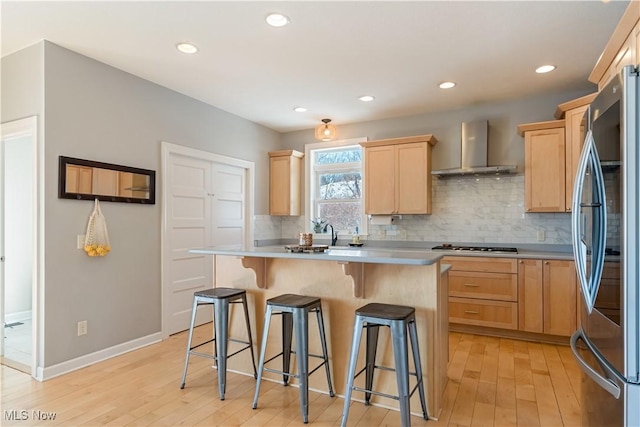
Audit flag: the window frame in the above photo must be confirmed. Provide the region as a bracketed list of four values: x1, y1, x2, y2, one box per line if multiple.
[304, 137, 368, 238]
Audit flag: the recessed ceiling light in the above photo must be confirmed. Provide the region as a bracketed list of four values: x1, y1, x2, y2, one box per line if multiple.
[359, 95, 375, 102]
[293, 107, 307, 113]
[439, 81, 456, 89]
[266, 13, 290, 27]
[176, 42, 198, 54]
[535, 64, 556, 74]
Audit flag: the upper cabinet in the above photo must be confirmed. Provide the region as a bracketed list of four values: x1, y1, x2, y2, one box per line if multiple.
[269, 150, 304, 216]
[360, 135, 437, 215]
[517, 121, 566, 213]
[555, 92, 596, 212]
[589, 1, 640, 89]
[518, 88, 595, 214]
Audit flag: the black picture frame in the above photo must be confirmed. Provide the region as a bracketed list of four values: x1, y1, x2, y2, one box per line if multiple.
[58, 156, 156, 204]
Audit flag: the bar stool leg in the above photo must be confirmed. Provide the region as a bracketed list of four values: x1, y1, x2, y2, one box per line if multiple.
[214, 299, 229, 400]
[315, 306, 335, 397]
[341, 315, 364, 427]
[409, 320, 428, 420]
[282, 312, 294, 385]
[180, 297, 200, 389]
[364, 324, 380, 405]
[390, 321, 411, 427]
[294, 308, 310, 423]
[252, 305, 273, 409]
[241, 294, 258, 379]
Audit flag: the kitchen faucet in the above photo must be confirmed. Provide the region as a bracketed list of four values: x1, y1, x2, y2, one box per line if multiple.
[323, 224, 338, 246]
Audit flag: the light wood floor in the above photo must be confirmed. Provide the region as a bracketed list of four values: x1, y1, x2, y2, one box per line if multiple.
[1, 326, 582, 426]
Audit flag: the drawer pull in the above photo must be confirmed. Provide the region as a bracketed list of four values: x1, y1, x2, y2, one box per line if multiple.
[463, 283, 480, 287]
[464, 310, 479, 315]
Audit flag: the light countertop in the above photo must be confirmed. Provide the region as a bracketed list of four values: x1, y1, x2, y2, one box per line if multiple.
[189, 245, 443, 266]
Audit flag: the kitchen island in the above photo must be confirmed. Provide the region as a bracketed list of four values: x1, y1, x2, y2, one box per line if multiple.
[189, 246, 448, 419]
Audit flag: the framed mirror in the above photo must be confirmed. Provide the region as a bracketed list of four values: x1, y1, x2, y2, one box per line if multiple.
[58, 156, 156, 204]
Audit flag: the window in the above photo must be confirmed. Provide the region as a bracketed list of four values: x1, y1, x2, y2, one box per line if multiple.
[306, 138, 367, 236]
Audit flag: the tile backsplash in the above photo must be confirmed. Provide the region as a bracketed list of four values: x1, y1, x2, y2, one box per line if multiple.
[255, 174, 573, 245]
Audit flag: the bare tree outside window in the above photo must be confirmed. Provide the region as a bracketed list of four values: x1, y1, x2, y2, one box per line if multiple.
[312, 146, 363, 233]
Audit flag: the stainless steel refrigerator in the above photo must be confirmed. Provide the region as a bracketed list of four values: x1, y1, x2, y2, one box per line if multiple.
[571, 64, 639, 426]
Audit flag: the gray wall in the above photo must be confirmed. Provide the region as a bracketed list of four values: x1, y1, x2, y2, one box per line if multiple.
[281, 89, 593, 173]
[3, 41, 282, 366]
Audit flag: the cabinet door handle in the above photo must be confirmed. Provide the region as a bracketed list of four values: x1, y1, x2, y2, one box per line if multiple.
[463, 283, 480, 287]
[464, 310, 479, 315]
[519, 260, 523, 264]
[545, 261, 550, 265]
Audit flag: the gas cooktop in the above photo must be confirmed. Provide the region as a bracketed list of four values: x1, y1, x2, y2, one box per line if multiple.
[431, 244, 518, 253]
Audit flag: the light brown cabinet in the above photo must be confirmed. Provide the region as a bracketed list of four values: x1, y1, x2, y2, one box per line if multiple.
[360, 135, 437, 215]
[518, 121, 566, 213]
[444, 256, 519, 330]
[268, 150, 304, 216]
[589, 2, 640, 89]
[555, 93, 596, 212]
[518, 259, 577, 337]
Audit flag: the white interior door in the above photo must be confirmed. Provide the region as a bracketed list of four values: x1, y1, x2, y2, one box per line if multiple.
[165, 154, 213, 335]
[211, 162, 246, 248]
[162, 143, 253, 337]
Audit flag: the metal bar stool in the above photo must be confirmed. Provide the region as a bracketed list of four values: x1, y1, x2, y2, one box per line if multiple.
[180, 287, 257, 400]
[252, 293, 335, 424]
[341, 302, 428, 427]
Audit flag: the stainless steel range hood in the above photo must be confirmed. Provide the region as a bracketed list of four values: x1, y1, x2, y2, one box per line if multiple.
[431, 120, 517, 177]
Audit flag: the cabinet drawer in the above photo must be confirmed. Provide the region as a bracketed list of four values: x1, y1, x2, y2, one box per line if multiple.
[449, 271, 518, 301]
[442, 256, 517, 274]
[449, 297, 518, 330]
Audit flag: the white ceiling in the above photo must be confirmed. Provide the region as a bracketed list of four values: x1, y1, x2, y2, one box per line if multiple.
[1, 1, 629, 133]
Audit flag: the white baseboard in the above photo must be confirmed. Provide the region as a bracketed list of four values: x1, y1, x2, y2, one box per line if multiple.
[36, 332, 162, 381]
[4, 310, 32, 324]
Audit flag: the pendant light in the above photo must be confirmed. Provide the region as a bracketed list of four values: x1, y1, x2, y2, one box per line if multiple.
[314, 118, 337, 141]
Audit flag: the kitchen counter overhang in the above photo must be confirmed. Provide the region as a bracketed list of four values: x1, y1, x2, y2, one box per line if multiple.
[189, 246, 443, 298]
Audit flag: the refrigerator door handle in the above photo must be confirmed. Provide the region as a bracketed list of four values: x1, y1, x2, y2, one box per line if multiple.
[570, 330, 621, 399]
[572, 129, 607, 313]
[572, 130, 592, 309]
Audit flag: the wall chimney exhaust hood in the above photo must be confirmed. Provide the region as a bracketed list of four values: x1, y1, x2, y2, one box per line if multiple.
[431, 120, 517, 177]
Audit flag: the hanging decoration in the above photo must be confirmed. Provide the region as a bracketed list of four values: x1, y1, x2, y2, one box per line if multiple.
[84, 199, 111, 257]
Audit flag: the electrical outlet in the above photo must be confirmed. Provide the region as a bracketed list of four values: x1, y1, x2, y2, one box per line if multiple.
[537, 230, 546, 241]
[77, 320, 87, 336]
[77, 235, 85, 249]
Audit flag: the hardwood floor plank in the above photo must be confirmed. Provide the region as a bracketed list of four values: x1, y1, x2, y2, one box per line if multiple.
[541, 344, 582, 426]
[556, 345, 581, 400]
[515, 398, 541, 426]
[532, 372, 564, 427]
[497, 339, 515, 380]
[527, 342, 549, 375]
[448, 376, 479, 426]
[0, 326, 585, 427]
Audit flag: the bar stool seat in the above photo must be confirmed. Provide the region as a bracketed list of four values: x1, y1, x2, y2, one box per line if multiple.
[252, 293, 335, 424]
[179, 287, 257, 400]
[341, 302, 428, 427]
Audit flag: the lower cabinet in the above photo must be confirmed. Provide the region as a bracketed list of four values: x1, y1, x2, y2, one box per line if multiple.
[446, 256, 578, 337]
[518, 259, 577, 337]
[445, 256, 519, 330]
